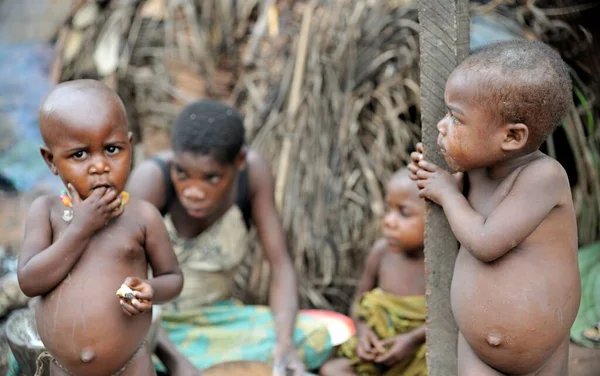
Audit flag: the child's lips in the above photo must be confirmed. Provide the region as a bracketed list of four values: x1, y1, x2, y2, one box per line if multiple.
[91, 183, 114, 190]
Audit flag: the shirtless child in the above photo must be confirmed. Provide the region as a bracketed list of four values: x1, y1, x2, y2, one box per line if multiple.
[320, 169, 427, 376]
[17, 80, 184, 376]
[409, 40, 580, 375]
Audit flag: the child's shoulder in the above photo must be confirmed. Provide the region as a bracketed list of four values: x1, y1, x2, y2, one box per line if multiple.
[517, 153, 569, 187]
[365, 238, 390, 266]
[125, 197, 164, 223]
[28, 194, 57, 214]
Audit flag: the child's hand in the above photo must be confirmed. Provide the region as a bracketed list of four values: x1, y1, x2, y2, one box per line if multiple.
[356, 323, 385, 361]
[408, 142, 424, 181]
[119, 277, 153, 316]
[415, 160, 463, 205]
[68, 184, 125, 234]
[374, 334, 419, 366]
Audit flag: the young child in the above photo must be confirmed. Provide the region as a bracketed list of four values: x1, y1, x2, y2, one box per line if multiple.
[320, 168, 427, 376]
[409, 40, 580, 375]
[17, 80, 183, 376]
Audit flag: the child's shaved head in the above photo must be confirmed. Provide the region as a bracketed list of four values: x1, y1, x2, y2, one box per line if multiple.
[455, 40, 572, 149]
[39, 80, 127, 147]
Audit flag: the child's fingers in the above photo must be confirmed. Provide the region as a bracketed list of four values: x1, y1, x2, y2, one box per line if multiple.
[109, 203, 125, 220]
[105, 195, 123, 211]
[417, 160, 438, 172]
[356, 345, 375, 361]
[131, 298, 152, 312]
[416, 142, 424, 153]
[68, 183, 84, 204]
[407, 163, 420, 178]
[134, 290, 153, 301]
[99, 188, 118, 205]
[120, 300, 141, 316]
[416, 169, 431, 179]
[410, 151, 423, 163]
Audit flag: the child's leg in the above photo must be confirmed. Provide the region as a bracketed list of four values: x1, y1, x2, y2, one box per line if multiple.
[121, 343, 156, 376]
[457, 332, 505, 376]
[48, 361, 71, 376]
[319, 358, 358, 376]
[527, 336, 569, 376]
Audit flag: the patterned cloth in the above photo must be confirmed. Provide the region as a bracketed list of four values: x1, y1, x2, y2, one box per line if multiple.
[337, 288, 427, 376]
[157, 205, 332, 371]
[157, 299, 332, 371]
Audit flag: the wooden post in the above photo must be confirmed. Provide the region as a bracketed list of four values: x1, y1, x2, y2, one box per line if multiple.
[417, 0, 469, 375]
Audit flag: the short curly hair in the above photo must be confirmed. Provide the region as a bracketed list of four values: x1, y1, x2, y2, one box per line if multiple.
[172, 100, 245, 164]
[456, 39, 572, 149]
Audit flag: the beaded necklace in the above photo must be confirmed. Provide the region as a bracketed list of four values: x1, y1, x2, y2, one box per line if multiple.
[59, 188, 130, 222]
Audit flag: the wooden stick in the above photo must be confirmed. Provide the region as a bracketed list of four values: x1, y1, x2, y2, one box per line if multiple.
[417, 0, 469, 374]
[274, 0, 316, 210]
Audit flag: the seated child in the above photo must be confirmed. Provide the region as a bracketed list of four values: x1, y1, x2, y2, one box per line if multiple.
[17, 79, 184, 376]
[320, 168, 427, 376]
[409, 40, 580, 375]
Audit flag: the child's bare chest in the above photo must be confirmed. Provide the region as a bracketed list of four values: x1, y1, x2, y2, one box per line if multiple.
[51, 210, 147, 264]
[467, 170, 520, 216]
[378, 254, 425, 296]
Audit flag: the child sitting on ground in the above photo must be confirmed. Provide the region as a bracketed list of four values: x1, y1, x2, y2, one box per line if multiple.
[409, 40, 580, 375]
[17, 79, 183, 376]
[320, 168, 427, 376]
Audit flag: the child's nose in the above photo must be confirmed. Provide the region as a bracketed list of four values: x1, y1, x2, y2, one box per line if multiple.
[183, 186, 206, 200]
[437, 117, 447, 136]
[383, 213, 397, 228]
[88, 157, 110, 174]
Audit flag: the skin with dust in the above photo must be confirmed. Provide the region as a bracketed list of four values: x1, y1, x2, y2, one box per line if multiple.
[320, 169, 426, 376]
[409, 41, 580, 375]
[16, 80, 183, 376]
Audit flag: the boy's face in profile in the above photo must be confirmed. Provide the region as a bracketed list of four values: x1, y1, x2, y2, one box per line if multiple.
[437, 70, 507, 172]
[41, 101, 132, 199]
[382, 172, 425, 254]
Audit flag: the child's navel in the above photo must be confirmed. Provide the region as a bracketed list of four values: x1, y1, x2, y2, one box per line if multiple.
[80, 347, 96, 363]
[486, 333, 502, 347]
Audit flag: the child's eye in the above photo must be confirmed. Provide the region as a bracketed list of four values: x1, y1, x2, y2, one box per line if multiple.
[106, 146, 120, 155]
[73, 151, 88, 160]
[208, 175, 221, 185]
[174, 168, 187, 180]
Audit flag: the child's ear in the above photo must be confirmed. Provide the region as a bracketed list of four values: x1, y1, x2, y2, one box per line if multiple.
[40, 146, 58, 175]
[235, 147, 247, 171]
[501, 123, 528, 152]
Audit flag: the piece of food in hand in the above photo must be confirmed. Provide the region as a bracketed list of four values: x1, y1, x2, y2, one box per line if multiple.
[116, 284, 134, 302]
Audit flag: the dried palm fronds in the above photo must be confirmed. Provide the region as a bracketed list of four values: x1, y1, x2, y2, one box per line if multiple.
[231, 0, 421, 310]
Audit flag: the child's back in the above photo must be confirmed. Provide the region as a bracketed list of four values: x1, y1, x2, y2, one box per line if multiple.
[17, 80, 183, 376]
[410, 40, 580, 375]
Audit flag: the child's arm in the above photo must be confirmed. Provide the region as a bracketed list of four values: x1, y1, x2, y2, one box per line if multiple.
[18, 187, 124, 297]
[138, 202, 183, 303]
[416, 157, 567, 262]
[350, 239, 387, 319]
[352, 240, 388, 360]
